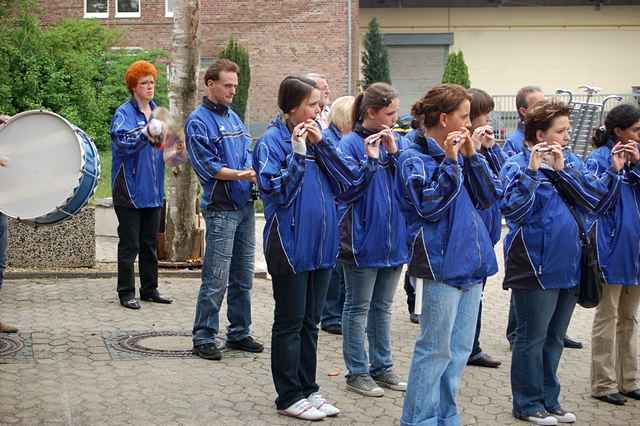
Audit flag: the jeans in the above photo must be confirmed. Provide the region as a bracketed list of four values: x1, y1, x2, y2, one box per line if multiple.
[271, 268, 332, 410]
[401, 280, 482, 426]
[192, 204, 255, 346]
[114, 206, 161, 300]
[342, 264, 402, 376]
[0, 213, 7, 288]
[511, 287, 577, 417]
[470, 280, 487, 358]
[321, 264, 345, 328]
[506, 292, 517, 344]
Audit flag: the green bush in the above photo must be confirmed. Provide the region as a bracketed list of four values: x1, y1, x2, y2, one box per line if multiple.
[219, 37, 251, 122]
[0, 1, 168, 151]
[361, 17, 391, 89]
[441, 51, 471, 89]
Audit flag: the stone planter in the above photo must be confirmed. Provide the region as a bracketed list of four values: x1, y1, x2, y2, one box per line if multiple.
[7, 207, 96, 268]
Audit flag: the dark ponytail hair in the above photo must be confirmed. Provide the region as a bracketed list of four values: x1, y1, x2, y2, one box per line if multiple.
[592, 104, 640, 147]
[411, 84, 471, 129]
[351, 82, 398, 129]
[278, 76, 318, 114]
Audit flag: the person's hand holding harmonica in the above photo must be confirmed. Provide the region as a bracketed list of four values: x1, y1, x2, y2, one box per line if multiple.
[611, 142, 628, 171]
[443, 130, 465, 162]
[612, 140, 640, 166]
[471, 125, 495, 150]
[455, 127, 476, 158]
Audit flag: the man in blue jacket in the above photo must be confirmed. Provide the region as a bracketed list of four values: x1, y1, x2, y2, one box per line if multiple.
[185, 59, 263, 361]
[503, 86, 544, 157]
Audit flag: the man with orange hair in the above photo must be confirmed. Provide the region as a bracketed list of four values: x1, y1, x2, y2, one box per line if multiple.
[110, 60, 172, 309]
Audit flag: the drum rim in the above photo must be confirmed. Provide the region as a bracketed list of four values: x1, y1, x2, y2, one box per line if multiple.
[0, 109, 97, 221]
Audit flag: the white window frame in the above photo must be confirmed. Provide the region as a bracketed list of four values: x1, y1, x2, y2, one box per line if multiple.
[84, 0, 109, 19]
[115, 0, 141, 18]
[165, 0, 174, 18]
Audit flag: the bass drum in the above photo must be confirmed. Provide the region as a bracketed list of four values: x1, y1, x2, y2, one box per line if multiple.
[0, 110, 101, 225]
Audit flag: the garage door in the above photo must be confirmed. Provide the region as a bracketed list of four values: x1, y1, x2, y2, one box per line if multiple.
[387, 45, 447, 115]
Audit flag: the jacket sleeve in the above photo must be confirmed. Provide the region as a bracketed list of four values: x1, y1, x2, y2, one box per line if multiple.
[502, 137, 519, 158]
[544, 154, 620, 213]
[499, 162, 540, 224]
[483, 144, 508, 174]
[334, 138, 379, 203]
[253, 137, 305, 208]
[399, 154, 462, 222]
[462, 153, 504, 209]
[110, 109, 149, 155]
[185, 117, 226, 183]
[313, 138, 379, 197]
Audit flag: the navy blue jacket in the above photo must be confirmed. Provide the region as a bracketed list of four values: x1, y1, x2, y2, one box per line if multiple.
[587, 141, 640, 286]
[185, 99, 253, 211]
[500, 147, 619, 290]
[337, 126, 410, 268]
[397, 133, 501, 288]
[503, 124, 525, 157]
[253, 116, 378, 275]
[110, 99, 164, 208]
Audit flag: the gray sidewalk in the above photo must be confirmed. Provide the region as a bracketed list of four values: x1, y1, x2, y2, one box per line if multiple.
[1, 259, 639, 425]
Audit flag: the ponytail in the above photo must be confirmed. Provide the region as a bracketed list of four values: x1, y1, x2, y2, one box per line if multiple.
[351, 92, 365, 130]
[593, 104, 640, 148]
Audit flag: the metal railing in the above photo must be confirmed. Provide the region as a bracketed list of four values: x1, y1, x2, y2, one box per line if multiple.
[490, 93, 640, 145]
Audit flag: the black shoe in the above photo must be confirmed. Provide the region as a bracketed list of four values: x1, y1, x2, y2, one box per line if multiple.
[593, 392, 626, 405]
[226, 336, 264, 353]
[467, 352, 501, 368]
[621, 389, 640, 400]
[563, 336, 583, 349]
[321, 324, 342, 335]
[409, 313, 420, 324]
[120, 298, 141, 309]
[192, 343, 222, 360]
[140, 293, 173, 304]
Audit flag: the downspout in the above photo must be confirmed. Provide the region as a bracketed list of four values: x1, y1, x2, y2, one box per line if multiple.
[347, 0, 353, 94]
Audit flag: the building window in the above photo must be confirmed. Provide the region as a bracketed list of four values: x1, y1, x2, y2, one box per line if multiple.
[84, 0, 108, 18]
[116, 0, 140, 18]
[166, 0, 175, 17]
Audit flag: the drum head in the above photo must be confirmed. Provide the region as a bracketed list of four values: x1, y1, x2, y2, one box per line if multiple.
[0, 111, 82, 219]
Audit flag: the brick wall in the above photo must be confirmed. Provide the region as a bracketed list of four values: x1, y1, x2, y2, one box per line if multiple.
[40, 0, 359, 132]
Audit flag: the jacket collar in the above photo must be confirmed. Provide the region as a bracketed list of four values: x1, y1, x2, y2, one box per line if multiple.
[415, 131, 446, 160]
[327, 123, 342, 140]
[353, 122, 379, 139]
[202, 96, 229, 116]
[128, 98, 157, 115]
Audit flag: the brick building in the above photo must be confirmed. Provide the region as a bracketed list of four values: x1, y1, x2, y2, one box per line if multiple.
[40, 0, 359, 133]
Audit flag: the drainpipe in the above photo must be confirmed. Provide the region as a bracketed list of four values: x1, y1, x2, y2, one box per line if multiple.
[347, 0, 353, 94]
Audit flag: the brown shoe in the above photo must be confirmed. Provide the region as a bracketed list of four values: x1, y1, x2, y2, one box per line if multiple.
[0, 321, 18, 333]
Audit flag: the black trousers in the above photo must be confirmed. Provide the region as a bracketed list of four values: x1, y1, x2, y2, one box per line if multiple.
[270, 268, 331, 410]
[114, 206, 161, 300]
[404, 272, 416, 314]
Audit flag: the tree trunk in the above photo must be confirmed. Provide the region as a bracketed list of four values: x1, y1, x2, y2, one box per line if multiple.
[164, 0, 200, 262]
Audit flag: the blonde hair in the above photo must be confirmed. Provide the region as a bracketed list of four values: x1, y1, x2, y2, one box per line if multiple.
[329, 96, 355, 132]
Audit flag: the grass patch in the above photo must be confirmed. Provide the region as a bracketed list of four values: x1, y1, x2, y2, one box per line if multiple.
[95, 150, 112, 200]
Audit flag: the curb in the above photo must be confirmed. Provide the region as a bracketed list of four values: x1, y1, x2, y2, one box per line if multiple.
[5, 270, 270, 280]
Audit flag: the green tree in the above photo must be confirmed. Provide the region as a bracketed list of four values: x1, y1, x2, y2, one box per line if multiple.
[441, 50, 471, 89]
[219, 37, 251, 121]
[361, 17, 391, 88]
[0, 1, 168, 151]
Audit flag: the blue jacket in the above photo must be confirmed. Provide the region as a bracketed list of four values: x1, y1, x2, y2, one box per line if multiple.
[253, 116, 378, 275]
[500, 147, 619, 290]
[337, 126, 410, 268]
[110, 99, 164, 208]
[397, 133, 501, 288]
[185, 100, 253, 211]
[477, 144, 508, 246]
[587, 141, 640, 285]
[503, 124, 525, 157]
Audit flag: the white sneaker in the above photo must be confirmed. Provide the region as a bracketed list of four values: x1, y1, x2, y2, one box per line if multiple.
[519, 411, 558, 426]
[277, 398, 326, 421]
[308, 392, 340, 417]
[548, 408, 576, 423]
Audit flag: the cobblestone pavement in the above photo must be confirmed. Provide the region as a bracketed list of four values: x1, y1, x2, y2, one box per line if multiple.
[1, 263, 640, 425]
